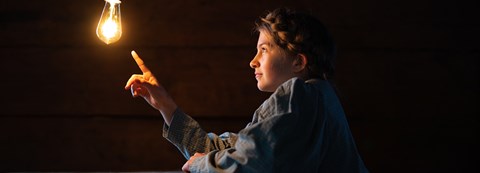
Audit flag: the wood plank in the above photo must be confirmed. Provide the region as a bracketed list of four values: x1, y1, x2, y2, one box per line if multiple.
[2, 0, 477, 49]
[1, 46, 477, 119]
[0, 47, 269, 116]
[335, 49, 479, 120]
[0, 116, 250, 172]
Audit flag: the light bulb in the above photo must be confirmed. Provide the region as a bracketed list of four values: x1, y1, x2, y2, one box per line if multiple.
[96, 0, 122, 44]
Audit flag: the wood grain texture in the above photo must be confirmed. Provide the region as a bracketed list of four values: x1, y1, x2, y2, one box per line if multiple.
[0, 0, 478, 172]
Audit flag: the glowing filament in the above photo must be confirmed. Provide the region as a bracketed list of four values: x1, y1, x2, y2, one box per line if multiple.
[102, 18, 118, 39]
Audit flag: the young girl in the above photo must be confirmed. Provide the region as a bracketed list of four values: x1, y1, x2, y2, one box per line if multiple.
[125, 8, 368, 173]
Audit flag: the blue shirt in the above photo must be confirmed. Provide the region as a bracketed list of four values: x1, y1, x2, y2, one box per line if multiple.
[163, 77, 369, 172]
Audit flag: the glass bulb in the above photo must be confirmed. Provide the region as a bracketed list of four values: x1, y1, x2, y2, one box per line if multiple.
[96, 0, 122, 44]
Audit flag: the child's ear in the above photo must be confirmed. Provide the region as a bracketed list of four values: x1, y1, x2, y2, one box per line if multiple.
[292, 54, 307, 72]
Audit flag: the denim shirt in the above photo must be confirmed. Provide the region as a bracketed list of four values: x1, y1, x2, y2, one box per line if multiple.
[163, 77, 369, 173]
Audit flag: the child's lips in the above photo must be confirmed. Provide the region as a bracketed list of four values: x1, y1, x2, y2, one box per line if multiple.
[255, 73, 262, 79]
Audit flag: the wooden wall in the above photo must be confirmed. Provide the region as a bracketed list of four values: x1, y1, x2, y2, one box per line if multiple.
[1, 0, 478, 172]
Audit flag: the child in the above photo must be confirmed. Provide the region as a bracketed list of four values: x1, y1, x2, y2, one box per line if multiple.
[125, 7, 368, 173]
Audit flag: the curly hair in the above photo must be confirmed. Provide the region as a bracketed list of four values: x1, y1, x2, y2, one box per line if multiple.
[255, 8, 336, 80]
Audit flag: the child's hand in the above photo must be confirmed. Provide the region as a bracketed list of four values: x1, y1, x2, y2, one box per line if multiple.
[182, 152, 206, 172]
[125, 50, 177, 125]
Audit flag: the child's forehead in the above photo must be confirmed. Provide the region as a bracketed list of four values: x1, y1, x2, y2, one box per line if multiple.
[257, 31, 276, 47]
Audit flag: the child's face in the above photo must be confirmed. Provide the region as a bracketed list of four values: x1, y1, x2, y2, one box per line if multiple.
[250, 30, 298, 92]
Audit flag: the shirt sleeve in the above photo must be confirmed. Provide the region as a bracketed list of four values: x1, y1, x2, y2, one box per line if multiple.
[163, 108, 238, 159]
[188, 78, 306, 173]
[189, 112, 297, 173]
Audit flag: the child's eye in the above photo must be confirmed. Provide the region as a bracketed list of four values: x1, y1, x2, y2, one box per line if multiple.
[261, 47, 267, 53]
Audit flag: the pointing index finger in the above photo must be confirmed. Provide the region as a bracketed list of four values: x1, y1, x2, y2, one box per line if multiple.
[131, 50, 150, 73]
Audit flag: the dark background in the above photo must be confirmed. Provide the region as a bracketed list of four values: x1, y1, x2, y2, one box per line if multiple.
[1, 0, 478, 172]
